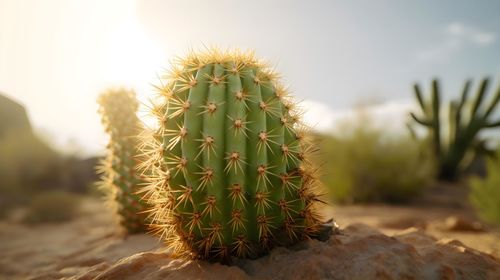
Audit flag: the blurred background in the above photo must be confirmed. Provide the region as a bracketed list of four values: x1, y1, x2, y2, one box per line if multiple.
[0, 0, 499, 277]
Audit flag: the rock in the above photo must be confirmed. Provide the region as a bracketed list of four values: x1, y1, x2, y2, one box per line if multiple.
[70, 223, 500, 280]
[0, 93, 32, 137]
[379, 217, 428, 230]
[67, 252, 250, 280]
[443, 215, 484, 232]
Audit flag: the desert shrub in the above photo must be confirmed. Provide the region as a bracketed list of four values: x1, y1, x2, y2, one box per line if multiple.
[24, 191, 81, 223]
[469, 152, 500, 226]
[0, 129, 99, 218]
[317, 113, 435, 204]
[0, 129, 60, 214]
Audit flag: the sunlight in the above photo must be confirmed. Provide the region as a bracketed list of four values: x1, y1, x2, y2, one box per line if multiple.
[101, 12, 167, 99]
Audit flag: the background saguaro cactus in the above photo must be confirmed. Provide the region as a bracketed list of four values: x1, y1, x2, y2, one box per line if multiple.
[410, 78, 500, 181]
[97, 89, 149, 233]
[141, 49, 324, 261]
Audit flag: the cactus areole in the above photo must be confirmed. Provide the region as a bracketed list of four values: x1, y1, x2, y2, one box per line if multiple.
[143, 50, 324, 261]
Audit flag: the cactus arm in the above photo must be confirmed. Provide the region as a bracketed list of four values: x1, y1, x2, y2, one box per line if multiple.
[458, 80, 472, 108]
[431, 79, 442, 156]
[449, 101, 458, 146]
[483, 84, 500, 119]
[409, 80, 442, 159]
[485, 120, 500, 128]
[413, 84, 427, 113]
[455, 80, 471, 139]
[410, 112, 432, 126]
[471, 78, 489, 118]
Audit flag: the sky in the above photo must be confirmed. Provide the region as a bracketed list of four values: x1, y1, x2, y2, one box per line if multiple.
[1, 0, 499, 156]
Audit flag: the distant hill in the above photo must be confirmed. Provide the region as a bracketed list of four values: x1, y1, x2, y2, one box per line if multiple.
[0, 93, 99, 213]
[0, 93, 32, 137]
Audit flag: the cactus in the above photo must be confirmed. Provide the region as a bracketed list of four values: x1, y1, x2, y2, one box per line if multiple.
[410, 78, 500, 181]
[97, 88, 149, 233]
[141, 49, 324, 261]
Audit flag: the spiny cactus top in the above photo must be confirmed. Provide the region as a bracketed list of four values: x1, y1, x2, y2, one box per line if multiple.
[97, 88, 149, 233]
[142, 49, 324, 261]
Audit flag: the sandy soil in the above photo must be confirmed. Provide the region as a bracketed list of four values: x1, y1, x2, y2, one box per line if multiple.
[1, 197, 499, 279]
[0, 198, 160, 279]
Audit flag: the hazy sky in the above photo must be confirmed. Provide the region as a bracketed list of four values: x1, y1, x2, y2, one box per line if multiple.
[1, 0, 499, 155]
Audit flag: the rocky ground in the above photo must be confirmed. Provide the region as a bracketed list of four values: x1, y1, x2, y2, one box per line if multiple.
[1, 196, 499, 280]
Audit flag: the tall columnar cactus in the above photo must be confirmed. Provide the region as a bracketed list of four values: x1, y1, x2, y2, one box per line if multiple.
[410, 78, 500, 180]
[141, 50, 324, 261]
[97, 89, 149, 233]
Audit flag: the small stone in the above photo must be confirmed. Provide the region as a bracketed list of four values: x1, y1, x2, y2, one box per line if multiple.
[443, 215, 484, 232]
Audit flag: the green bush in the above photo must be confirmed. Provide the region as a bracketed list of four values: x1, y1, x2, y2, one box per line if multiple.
[24, 191, 81, 223]
[317, 113, 435, 204]
[0, 129, 59, 192]
[469, 152, 500, 226]
[0, 129, 60, 215]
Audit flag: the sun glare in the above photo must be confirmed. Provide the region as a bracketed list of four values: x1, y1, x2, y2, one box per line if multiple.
[102, 14, 167, 100]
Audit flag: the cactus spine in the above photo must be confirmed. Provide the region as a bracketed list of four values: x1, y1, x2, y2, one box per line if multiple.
[142, 50, 323, 261]
[410, 78, 500, 180]
[97, 89, 149, 233]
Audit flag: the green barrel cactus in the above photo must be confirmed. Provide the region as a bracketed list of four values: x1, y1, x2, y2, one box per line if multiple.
[97, 88, 149, 233]
[142, 49, 324, 261]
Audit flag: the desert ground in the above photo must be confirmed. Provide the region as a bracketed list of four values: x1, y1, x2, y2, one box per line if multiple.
[1, 184, 499, 280]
